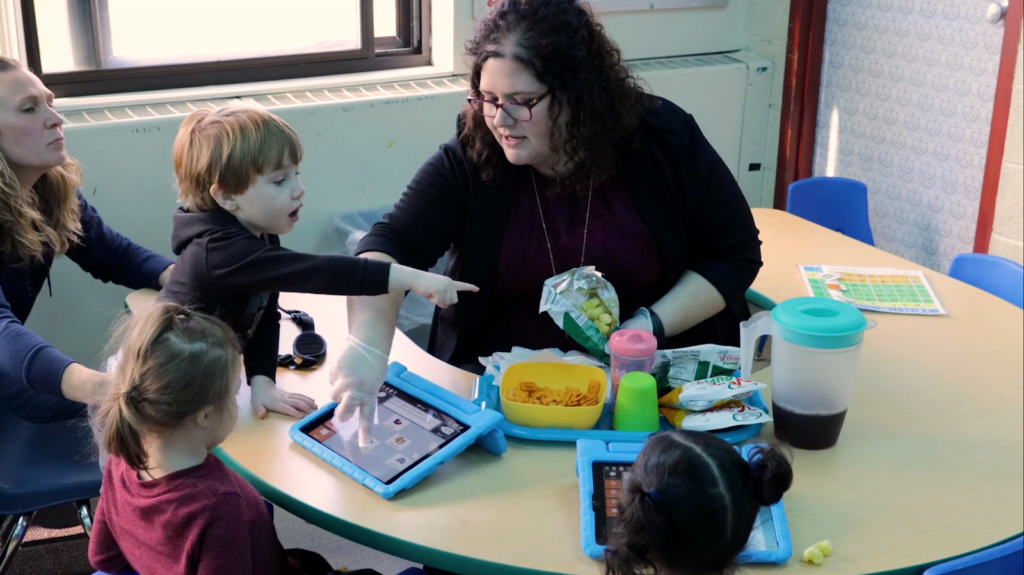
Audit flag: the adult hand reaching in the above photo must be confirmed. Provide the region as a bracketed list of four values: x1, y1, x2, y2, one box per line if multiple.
[330, 335, 390, 446]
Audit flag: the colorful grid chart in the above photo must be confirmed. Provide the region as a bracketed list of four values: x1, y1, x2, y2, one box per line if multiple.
[799, 265, 946, 315]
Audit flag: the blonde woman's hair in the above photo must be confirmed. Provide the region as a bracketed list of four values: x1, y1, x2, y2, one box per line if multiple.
[172, 105, 303, 211]
[98, 303, 241, 471]
[0, 56, 82, 264]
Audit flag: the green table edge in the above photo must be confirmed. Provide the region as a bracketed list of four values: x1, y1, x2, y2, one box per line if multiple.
[212, 444, 1022, 575]
[130, 292, 1020, 575]
[212, 446, 565, 575]
[746, 287, 777, 311]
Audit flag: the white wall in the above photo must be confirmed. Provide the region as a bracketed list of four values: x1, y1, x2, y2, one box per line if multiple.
[31, 1, 761, 368]
[745, 0, 789, 207]
[452, 0, 749, 74]
[30, 89, 471, 367]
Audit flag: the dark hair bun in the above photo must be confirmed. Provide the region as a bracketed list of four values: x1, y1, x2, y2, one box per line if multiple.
[749, 446, 793, 506]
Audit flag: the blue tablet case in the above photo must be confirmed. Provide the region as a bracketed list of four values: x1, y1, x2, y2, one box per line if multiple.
[290, 362, 506, 499]
[576, 439, 792, 564]
[472, 373, 766, 445]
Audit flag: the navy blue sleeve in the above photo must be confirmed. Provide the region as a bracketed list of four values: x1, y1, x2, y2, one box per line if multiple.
[244, 293, 281, 384]
[0, 282, 75, 399]
[65, 192, 173, 289]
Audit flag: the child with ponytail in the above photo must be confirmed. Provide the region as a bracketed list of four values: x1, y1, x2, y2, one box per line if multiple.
[605, 430, 794, 575]
[88, 303, 381, 575]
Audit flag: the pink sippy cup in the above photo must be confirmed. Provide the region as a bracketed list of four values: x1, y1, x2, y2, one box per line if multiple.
[608, 329, 657, 403]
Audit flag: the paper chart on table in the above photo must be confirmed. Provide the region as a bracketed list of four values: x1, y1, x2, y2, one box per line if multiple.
[799, 265, 946, 315]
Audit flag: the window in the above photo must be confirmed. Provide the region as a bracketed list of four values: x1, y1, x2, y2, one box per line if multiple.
[21, 0, 429, 97]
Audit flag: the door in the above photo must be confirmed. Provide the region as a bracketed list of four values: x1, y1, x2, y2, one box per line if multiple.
[811, 0, 1009, 271]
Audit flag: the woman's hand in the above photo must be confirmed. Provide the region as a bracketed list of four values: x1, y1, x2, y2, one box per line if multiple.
[158, 264, 175, 288]
[330, 335, 390, 446]
[620, 309, 654, 333]
[388, 264, 478, 308]
[249, 375, 317, 419]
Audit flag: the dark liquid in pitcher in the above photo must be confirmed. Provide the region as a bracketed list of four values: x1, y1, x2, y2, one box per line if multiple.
[773, 403, 847, 450]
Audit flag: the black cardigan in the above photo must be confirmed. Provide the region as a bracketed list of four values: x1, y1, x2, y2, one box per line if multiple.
[358, 97, 762, 371]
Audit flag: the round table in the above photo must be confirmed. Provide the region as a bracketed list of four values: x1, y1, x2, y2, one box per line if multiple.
[126, 208, 1024, 575]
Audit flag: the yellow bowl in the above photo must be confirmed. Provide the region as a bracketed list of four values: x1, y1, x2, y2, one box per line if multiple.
[499, 362, 607, 430]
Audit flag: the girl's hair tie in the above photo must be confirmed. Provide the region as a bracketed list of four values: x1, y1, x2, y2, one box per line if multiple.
[749, 456, 762, 475]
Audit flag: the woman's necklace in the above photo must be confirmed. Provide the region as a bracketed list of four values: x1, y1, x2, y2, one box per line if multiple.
[531, 170, 594, 277]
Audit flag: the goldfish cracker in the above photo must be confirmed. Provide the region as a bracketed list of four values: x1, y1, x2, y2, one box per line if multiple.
[801, 546, 825, 565]
[658, 376, 767, 411]
[506, 381, 600, 407]
[659, 401, 772, 432]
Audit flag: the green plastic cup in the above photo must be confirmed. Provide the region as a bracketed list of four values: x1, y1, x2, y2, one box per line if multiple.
[612, 372, 660, 432]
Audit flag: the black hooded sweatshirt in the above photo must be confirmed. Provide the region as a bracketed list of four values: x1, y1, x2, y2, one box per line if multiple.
[159, 207, 391, 383]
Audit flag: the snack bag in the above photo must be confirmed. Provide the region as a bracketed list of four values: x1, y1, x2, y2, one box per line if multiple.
[656, 344, 741, 384]
[659, 401, 772, 432]
[539, 266, 620, 362]
[658, 376, 767, 411]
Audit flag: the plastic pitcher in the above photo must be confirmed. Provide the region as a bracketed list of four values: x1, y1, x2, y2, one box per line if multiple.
[608, 329, 657, 403]
[740, 297, 872, 450]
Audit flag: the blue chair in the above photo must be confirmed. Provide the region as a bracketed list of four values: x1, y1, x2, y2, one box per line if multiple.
[0, 401, 101, 574]
[923, 537, 1022, 575]
[948, 253, 1024, 309]
[786, 177, 875, 245]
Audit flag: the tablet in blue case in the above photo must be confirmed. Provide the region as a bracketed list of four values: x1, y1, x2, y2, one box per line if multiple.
[576, 439, 792, 564]
[290, 362, 506, 499]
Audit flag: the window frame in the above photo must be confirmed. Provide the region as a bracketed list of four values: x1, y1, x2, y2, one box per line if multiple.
[20, 0, 430, 97]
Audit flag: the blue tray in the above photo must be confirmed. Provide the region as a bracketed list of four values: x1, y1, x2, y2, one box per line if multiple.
[576, 439, 792, 564]
[471, 373, 766, 445]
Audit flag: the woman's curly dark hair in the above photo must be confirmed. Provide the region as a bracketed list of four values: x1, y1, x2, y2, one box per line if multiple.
[460, 0, 650, 194]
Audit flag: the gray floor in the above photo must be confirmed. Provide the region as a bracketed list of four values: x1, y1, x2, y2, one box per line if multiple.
[272, 505, 420, 574]
[10, 503, 420, 575]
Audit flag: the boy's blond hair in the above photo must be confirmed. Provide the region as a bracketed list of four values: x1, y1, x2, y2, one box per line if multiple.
[172, 105, 303, 211]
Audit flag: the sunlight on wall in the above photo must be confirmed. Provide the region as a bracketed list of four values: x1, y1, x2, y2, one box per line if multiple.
[825, 106, 839, 177]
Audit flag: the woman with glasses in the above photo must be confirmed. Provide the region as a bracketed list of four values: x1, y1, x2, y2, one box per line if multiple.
[330, 0, 761, 421]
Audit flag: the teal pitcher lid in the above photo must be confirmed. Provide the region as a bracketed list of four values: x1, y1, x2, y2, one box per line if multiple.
[770, 297, 868, 349]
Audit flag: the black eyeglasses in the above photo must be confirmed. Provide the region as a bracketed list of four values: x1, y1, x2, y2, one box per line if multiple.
[466, 90, 551, 121]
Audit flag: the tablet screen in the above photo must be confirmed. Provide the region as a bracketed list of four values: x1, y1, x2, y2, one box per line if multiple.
[592, 462, 632, 546]
[300, 383, 470, 485]
[591, 462, 779, 551]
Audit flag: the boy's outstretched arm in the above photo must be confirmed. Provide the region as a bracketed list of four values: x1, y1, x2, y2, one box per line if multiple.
[204, 232, 476, 302]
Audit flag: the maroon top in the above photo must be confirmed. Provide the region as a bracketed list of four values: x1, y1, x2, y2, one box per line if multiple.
[477, 172, 664, 357]
[89, 454, 301, 575]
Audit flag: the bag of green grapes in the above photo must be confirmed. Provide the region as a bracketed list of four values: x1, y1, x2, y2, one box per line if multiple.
[539, 266, 620, 363]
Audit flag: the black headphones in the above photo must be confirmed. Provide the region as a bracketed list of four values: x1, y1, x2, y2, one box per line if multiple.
[277, 306, 327, 370]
